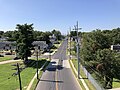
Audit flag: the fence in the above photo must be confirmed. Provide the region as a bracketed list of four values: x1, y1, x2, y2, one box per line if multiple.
[81, 65, 105, 90]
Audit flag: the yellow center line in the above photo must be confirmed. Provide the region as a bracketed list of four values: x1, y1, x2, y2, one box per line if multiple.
[55, 42, 66, 90]
[55, 70, 58, 90]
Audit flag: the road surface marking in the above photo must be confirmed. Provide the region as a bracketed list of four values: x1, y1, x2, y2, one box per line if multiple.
[55, 70, 58, 90]
[55, 41, 66, 90]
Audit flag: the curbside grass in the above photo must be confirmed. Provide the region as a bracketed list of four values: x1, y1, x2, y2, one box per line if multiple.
[71, 59, 96, 90]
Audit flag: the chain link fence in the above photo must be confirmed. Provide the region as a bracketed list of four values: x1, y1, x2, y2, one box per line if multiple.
[81, 65, 105, 90]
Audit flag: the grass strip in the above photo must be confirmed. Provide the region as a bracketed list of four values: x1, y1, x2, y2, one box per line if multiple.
[72, 59, 96, 90]
[69, 60, 86, 90]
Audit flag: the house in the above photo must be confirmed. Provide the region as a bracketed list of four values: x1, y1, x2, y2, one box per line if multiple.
[0, 41, 16, 50]
[32, 41, 48, 51]
[0, 37, 8, 41]
[0, 41, 49, 52]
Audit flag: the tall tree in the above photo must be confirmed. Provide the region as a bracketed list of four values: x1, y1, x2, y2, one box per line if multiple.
[96, 49, 115, 89]
[16, 24, 34, 61]
[52, 29, 62, 40]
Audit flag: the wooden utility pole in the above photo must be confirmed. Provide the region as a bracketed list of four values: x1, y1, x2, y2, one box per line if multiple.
[73, 21, 82, 79]
[17, 63, 22, 90]
[36, 51, 39, 80]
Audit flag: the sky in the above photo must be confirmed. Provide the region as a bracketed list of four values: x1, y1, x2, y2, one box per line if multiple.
[0, 0, 120, 34]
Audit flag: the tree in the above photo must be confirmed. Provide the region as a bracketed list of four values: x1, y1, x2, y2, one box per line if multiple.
[0, 31, 4, 38]
[52, 29, 62, 40]
[81, 30, 110, 63]
[96, 49, 115, 89]
[16, 24, 34, 61]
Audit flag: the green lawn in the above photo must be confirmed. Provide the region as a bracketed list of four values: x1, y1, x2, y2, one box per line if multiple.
[0, 55, 14, 62]
[0, 59, 49, 90]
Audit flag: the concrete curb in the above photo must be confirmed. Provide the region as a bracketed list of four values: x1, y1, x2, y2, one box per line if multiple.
[26, 61, 48, 90]
[69, 60, 89, 90]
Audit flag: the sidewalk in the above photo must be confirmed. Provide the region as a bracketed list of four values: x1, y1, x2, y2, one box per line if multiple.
[0, 53, 49, 65]
[0, 59, 21, 65]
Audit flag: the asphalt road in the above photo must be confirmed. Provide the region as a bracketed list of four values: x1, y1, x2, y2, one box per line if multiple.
[36, 39, 81, 90]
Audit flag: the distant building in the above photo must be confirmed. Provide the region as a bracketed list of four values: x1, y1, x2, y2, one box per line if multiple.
[0, 37, 8, 41]
[0, 41, 49, 51]
[0, 41, 16, 50]
[111, 45, 120, 51]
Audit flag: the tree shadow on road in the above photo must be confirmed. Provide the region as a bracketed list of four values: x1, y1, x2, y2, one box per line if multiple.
[23, 59, 50, 69]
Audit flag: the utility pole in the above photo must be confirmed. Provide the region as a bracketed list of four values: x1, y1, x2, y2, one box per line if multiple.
[70, 27, 71, 60]
[73, 21, 81, 79]
[36, 50, 39, 80]
[17, 63, 22, 90]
